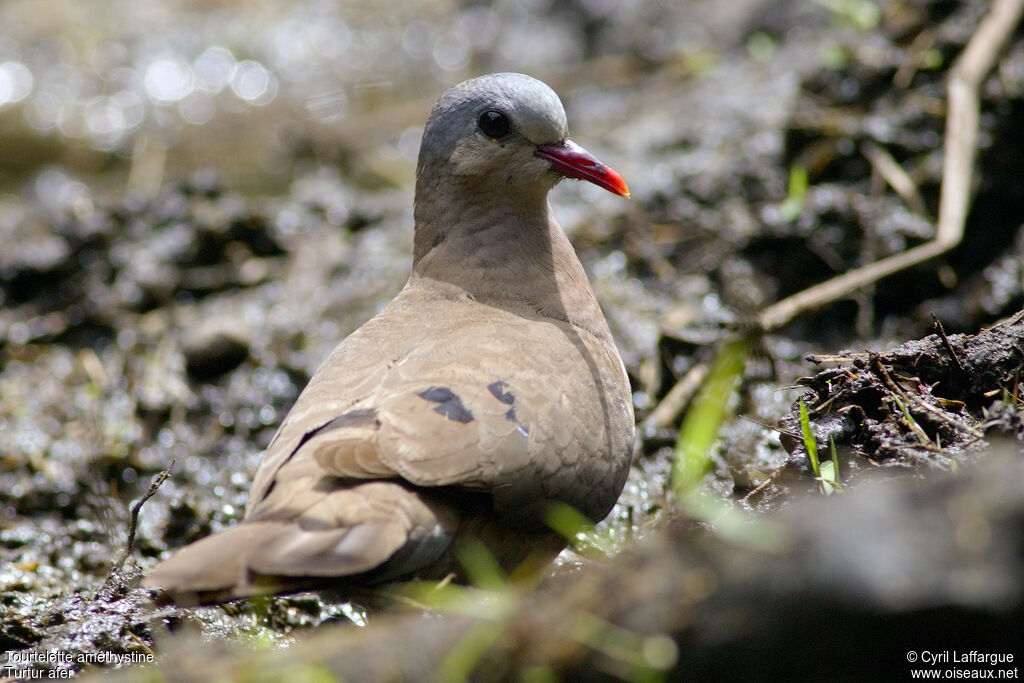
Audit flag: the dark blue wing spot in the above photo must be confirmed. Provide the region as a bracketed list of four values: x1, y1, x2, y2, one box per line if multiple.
[487, 380, 515, 405]
[504, 406, 528, 436]
[418, 386, 474, 424]
[420, 386, 456, 403]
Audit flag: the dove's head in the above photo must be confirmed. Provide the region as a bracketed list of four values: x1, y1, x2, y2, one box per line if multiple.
[416, 73, 629, 202]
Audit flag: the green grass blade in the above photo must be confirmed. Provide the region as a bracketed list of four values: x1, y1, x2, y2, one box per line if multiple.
[798, 397, 820, 477]
[671, 336, 751, 500]
[455, 537, 507, 592]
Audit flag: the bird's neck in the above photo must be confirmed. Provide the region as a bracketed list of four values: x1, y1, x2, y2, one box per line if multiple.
[410, 185, 613, 342]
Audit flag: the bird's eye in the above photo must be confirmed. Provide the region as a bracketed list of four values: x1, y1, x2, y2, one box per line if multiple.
[478, 110, 510, 139]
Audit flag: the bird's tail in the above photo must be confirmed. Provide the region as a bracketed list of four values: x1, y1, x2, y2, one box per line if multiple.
[141, 521, 318, 605]
[141, 481, 459, 605]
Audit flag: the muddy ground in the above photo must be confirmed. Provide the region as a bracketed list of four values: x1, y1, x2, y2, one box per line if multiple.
[1, 0, 1023, 679]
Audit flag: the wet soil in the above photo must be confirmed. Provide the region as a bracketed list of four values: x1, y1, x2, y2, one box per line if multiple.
[1, 0, 1023, 678]
[779, 311, 1024, 470]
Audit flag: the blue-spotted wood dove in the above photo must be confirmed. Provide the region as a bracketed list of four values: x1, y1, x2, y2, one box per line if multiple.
[143, 73, 634, 604]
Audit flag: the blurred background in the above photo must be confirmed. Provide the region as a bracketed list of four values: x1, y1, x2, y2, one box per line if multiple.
[0, 0, 756, 194]
[2, 0, 1023, 676]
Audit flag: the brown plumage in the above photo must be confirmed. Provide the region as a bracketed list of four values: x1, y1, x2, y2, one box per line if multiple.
[143, 73, 634, 604]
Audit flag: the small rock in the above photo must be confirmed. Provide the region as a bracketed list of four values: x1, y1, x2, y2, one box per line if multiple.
[181, 319, 251, 380]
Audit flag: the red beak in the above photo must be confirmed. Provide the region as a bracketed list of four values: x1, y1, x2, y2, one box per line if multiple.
[535, 140, 630, 198]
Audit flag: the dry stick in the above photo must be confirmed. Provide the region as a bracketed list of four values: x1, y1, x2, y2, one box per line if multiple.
[641, 361, 710, 432]
[805, 353, 862, 364]
[931, 313, 966, 372]
[740, 462, 791, 503]
[863, 141, 926, 216]
[113, 461, 175, 573]
[96, 462, 174, 598]
[755, 0, 1024, 333]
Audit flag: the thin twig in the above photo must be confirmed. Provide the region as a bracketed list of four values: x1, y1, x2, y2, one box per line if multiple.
[115, 460, 175, 572]
[740, 462, 791, 502]
[863, 141, 926, 215]
[893, 28, 937, 89]
[97, 461, 174, 598]
[641, 361, 710, 433]
[738, 413, 802, 444]
[931, 313, 965, 372]
[805, 353, 862, 364]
